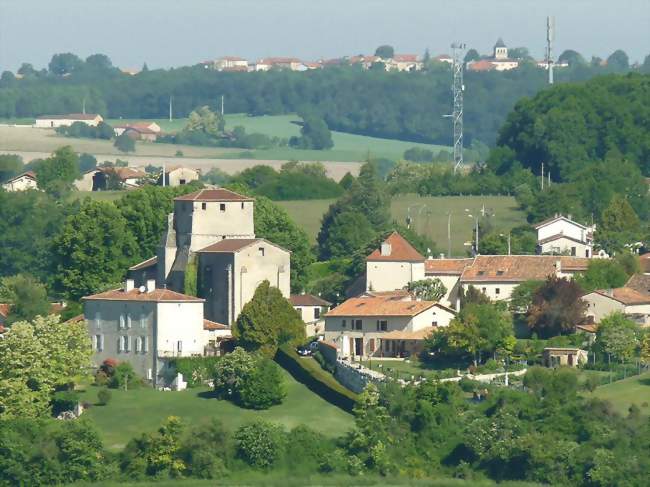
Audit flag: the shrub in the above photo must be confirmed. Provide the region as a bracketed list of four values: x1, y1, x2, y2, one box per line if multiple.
[236, 359, 286, 409]
[213, 347, 257, 398]
[97, 388, 112, 406]
[52, 391, 79, 416]
[110, 362, 138, 390]
[172, 356, 220, 387]
[459, 377, 481, 393]
[234, 420, 286, 468]
[94, 370, 108, 386]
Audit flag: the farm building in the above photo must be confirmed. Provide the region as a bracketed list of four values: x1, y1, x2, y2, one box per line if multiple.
[34, 113, 103, 128]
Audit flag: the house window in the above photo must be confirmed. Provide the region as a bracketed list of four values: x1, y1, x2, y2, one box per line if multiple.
[202, 202, 207, 210]
[177, 341, 183, 353]
[220, 203, 226, 212]
[179, 179, 186, 185]
[94, 311, 101, 328]
[482, 287, 487, 294]
[258, 247, 265, 257]
[571, 247, 576, 256]
[140, 313, 147, 328]
[496, 270, 504, 276]
[135, 336, 142, 352]
[241, 202, 245, 209]
[143, 336, 149, 353]
[119, 335, 130, 353]
[119, 314, 126, 329]
[341, 319, 346, 328]
[296, 307, 303, 318]
[376, 320, 387, 331]
[314, 308, 321, 319]
[495, 288, 501, 295]
[354, 319, 362, 330]
[127, 314, 132, 328]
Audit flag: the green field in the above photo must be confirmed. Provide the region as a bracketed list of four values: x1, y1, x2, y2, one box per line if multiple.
[587, 371, 650, 416]
[279, 195, 526, 255]
[79, 368, 353, 451]
[106, 113, 449, 162]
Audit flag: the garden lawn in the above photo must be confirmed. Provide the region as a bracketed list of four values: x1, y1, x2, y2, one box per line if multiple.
[586, 371, 650, 417]
[79, 368, 353, 451]
[278, 195, 527, 253]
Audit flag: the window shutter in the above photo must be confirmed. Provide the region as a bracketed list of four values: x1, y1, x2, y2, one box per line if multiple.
[119, 315, 125, 329]
[144, 336, 149, 353]
[99, 335, 104, 351]
[118, 337, 123, 352]
[140, 314, 146, 328]
[376, 320, 379, 331]
[135, 337, 141, 352]
[126, 336, 131, 352]
[127, 315, 132, 328]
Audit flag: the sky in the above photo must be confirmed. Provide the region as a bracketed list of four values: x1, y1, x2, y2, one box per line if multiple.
[0, 0, 648, 71]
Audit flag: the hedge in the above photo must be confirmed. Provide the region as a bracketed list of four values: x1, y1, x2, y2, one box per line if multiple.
[170, 356, 221, 387]
[275, 344, 358, 413]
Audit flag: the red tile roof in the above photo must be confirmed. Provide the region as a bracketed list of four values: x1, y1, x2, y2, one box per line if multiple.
[460, 255, 589, 282]
[290, 294, 332, 307]
[325, 295, 435, 318]
[83, 288, 204, 302]
[4, 171, 37, 183]
[592, 287, 650, 305]
[393, 54, 419, 62]
[626, 273, 650, 294]
[102, 166, 147, 180]
[0, 304, 9, 319]
[197, 238, 260, 253]
[129, 256, 158, 271]
[425, 258, 473, 275]
[203, 319, 229, 331]
[467, 60, 496, 72]
[174, 188, 253, 202]
[367, 232, 425, 262]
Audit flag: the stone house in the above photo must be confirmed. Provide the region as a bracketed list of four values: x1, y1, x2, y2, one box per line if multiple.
[535, 214, 595, 257]
[582, 287, 650, 327]
[83, 279, 220, 387]
[290, 293, 332, 337]
[114, 122, 161, 142]
[543, 347, 588, 367]
[365, 232, 426, 294]
[158, 166, 200, 187]
[75, 166, 147, 191]
[324, 292, 456, 359]
[2, 171, 38, 191]
[34, 113, 103, 128]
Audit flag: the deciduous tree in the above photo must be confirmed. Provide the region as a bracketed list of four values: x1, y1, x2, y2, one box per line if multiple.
[527, 277, 586, 338]
[0, 274, 50, 324]
[405, 278, 447, 301]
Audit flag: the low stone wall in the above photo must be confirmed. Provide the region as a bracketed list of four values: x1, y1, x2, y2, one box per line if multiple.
[317, 341, 338, 366]
[334, 360, 386, 394]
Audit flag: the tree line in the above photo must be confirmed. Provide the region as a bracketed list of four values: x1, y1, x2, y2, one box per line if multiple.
[1, 51, 648, 147]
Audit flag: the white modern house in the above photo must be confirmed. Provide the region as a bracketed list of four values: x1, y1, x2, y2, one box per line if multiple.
[34, 113, 103, 128]
[2, 171, 38, 191]
[324, 292, 455, 359]
[535, 214, 595, 257]
[83, 279, 230, 386]
[583, 287, 650, 327]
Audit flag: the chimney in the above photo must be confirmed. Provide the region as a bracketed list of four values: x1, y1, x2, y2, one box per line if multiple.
[380, 242, 392, 256]
[146, 279, 156, 293]
[439, 253, 445, 259]
[125, 279, 135, 292]
[567, 213, 572, 221]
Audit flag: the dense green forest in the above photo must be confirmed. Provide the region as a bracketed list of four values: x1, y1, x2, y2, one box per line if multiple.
[1, 52, 647, 146]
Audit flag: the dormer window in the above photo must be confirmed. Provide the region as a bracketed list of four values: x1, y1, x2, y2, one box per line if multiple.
[496, 270, 504, 276]
[477, 270, 485, 276]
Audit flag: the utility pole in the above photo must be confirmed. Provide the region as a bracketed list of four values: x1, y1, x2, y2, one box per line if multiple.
[546, 16, 555, 84]
[451, 42, 466, 173]
[541, 162, 545, 190]
[169, 96, 173, 122]
[221, 95, 224, 116]
[162, 161, 166, 187]
[82, 97, 86, 115]
[475, 217, 479, 255]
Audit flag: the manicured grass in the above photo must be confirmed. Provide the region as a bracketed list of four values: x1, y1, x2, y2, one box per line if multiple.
[79, 368, 353, 451]
[587, 371, 650, 416]
[278, 195, 527, 254]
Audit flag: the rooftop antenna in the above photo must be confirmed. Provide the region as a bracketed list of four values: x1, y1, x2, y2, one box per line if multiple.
[451, 42, 466, 173]
[546, 16, 555, 84]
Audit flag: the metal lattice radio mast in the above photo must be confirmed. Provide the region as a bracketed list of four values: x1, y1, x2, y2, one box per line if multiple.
[546, 16, 555, 84]
[451, 42, 466, 173]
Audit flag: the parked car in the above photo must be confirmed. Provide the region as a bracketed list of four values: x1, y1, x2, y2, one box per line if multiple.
[297, 346, 312, 356]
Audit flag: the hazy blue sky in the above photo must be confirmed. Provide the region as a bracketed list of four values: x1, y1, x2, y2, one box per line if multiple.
[0, 0, 648, 71]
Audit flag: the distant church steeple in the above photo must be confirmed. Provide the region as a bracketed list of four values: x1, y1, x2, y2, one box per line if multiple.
[493, 38, 508, 60]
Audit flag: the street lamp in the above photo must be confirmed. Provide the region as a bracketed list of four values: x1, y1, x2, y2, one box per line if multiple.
[468, 214, 479, 255]
[499, 233, 511, 255]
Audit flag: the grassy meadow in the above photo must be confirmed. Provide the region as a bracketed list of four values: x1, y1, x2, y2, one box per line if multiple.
[79, 368, 353, 451]
[278, 195, 526, 255]
[587, 371, 650, 417]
